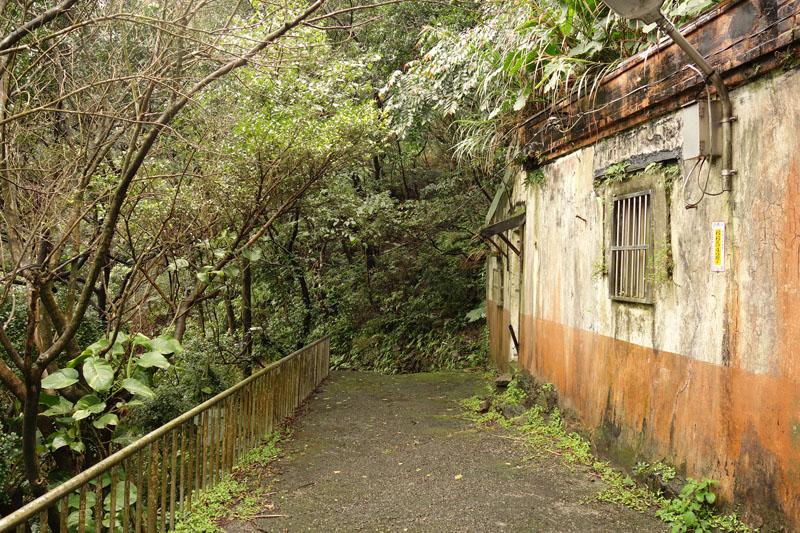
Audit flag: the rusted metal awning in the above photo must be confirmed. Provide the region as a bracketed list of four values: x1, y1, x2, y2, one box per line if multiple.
[479, 213, 525, 257]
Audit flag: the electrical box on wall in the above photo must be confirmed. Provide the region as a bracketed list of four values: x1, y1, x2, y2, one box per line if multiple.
[682, 100, 722, 160]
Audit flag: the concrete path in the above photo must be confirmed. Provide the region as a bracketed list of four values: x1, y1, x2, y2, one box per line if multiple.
[223, 371, 664, 532]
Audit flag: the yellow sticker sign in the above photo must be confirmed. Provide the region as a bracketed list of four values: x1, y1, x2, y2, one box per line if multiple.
[711, 222, 725, 272]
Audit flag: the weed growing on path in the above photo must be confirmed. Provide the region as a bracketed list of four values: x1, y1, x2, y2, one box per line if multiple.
[459, 379, 755, 533]
[635, 461, 677, 482]
[174, 429, 289, 532]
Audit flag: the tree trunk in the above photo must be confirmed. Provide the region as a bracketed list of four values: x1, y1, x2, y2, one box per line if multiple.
[224, 288, 236, 336]
[173, 299, 191, 343]
[197, 301, 206, 339]
[240, 257, 252, 372]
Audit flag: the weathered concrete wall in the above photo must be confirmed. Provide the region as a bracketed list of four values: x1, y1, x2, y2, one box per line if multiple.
[488, 66, 800, 527]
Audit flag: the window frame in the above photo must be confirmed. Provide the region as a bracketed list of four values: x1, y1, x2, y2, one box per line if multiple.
[609, 189, 653, 304]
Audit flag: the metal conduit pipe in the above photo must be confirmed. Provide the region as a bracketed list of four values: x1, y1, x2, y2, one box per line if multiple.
[602, 0, 736, 191]
[651, 12, 735, 191]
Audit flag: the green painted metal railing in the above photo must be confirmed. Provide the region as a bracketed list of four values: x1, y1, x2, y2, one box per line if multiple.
[0, 336, 330, 533]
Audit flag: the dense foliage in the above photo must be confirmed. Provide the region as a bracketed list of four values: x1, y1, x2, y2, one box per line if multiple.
[0, 0, 720, 518]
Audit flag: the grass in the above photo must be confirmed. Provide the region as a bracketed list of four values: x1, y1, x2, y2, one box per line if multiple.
[174, 429, 289, 532]
[459, 381, 755, 533]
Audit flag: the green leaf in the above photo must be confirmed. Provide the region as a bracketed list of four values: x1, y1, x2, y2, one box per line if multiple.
[72, 409, 91, 421]
[167, 258, 189, 272]
[43, 396, 74, 416]
[682, 510, 698, 527]
[132, 333, 151, 348]
[93, 413, 119, 429]
[69, 440, 86, 453]
[111, 427, 139, 446]
[149, 336, 183, 355]
[83, 358, 114, 393]
[222, 265, 240, 278]
[66, 348, 93, 369]
[74, 395, 107, 418]
[104, 480, 136, 510]
[242, 248, 262, 262]
[122, 378, 155, 400]
[75, 394, 101, 410]
[39, 393, 60, 407]
[85, 338, 111, 356]
[137, 351, 170, 369]
[705, 492, 716, 504]
[42, 368, 79, 389]
[68, 492, 96, 510]
[465, 301, 486, 322]
[512, 86, 528, 111]
[52, 432, 70, 450]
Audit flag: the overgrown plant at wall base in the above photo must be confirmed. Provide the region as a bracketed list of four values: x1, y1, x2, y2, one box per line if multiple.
[460, 380, 754, 533]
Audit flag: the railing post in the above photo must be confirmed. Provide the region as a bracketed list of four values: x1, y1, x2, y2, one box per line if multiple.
[0, 337, 329, 533]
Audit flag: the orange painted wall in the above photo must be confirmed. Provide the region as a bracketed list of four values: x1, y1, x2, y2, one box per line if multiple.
[519, 312, 800, 526]
[489, 65, 800, 529]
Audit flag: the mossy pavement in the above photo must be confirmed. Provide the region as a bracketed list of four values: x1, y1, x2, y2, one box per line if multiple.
[218, 371, 666, 532]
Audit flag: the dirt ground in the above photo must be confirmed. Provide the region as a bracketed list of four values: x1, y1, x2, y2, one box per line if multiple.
[222, 371, 665, 533]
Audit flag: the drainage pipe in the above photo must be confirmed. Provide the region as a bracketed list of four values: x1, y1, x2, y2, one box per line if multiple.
[652, 12, 735, 191]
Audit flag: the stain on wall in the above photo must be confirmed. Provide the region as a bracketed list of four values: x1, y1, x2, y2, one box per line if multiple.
[522, 315, 799, 524]
[488, 66, 800, 527]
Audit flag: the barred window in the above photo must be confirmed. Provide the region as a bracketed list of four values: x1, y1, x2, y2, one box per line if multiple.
[610, 190, 652, 303]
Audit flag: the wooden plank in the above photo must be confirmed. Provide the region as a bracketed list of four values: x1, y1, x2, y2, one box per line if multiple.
[479, 213, 526, 238]
[521, 0, 800, 165]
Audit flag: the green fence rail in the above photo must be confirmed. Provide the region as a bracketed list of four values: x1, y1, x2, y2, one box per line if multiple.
[0, 336, 330, 533]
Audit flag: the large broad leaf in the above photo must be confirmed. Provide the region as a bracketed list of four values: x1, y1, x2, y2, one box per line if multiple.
[83, 357, 114, 393]
[131, 333, 151, 349]
[43, 396, 74, 416]
[137, 351, 170, 369]
[39, 393, 60, 407]
[51, 431, 71, 450]
[85, 338, 111, 356]
[104, 481, 137, 510]
[222, 265, 240, 279]
[122, 378, 155, 400]
[75, 394, 102, 410]
[73, 409, 92, 421]
[66, 348, 94, 369]
[93, 413, 119, 429]
[242, 248, 262, 262]
[73, 395, 107, 420]
[42, 368, 79, 389]
[149, 336, 183, 355]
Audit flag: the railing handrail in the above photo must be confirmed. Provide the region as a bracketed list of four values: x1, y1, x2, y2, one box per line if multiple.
[0, 335, 330, 530]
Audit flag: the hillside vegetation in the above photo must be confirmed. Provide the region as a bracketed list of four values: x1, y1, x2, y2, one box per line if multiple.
[0, 0, 716, 516]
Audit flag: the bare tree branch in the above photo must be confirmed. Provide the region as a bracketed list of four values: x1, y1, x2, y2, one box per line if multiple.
[0, 0, 81, 53]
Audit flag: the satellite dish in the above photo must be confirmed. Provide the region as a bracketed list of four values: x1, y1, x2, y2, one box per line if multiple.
[603, 0, 665, 21]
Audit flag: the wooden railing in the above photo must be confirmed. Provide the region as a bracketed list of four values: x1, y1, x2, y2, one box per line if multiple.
[0, 336, 330, 533]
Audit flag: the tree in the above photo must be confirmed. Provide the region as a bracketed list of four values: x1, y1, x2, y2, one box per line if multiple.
[0, 0, 330, 509]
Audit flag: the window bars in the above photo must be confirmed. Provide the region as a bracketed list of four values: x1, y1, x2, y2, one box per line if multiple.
[610, 191, 652, 303]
